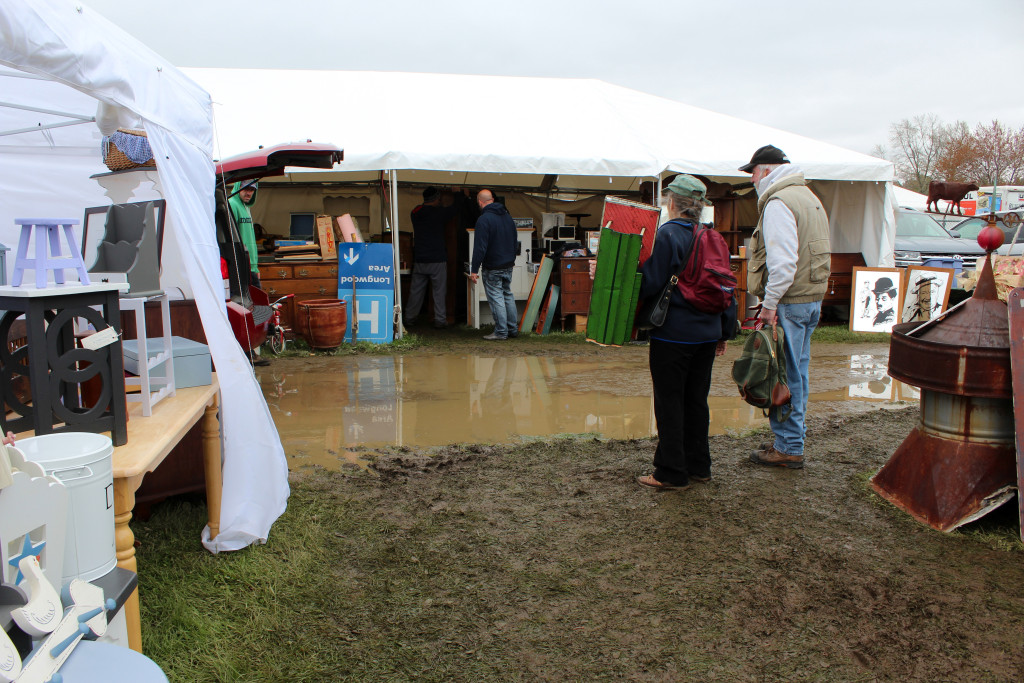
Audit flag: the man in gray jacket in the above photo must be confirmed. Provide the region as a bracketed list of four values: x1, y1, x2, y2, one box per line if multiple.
[740, 145, 831, 469]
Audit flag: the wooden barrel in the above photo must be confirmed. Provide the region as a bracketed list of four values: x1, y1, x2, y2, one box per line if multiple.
[296, 299, 347, 349]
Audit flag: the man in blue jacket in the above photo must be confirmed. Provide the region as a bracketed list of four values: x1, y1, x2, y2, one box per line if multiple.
[468, 189, 519, 340]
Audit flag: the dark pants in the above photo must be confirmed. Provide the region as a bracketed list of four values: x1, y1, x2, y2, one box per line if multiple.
[649, 338, 717, 485]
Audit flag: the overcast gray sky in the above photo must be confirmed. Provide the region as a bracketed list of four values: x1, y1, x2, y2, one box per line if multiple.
[86, 0, 1023, 156]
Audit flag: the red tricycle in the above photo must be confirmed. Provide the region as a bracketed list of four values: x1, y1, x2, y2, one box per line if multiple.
[265, 294, 294, 354]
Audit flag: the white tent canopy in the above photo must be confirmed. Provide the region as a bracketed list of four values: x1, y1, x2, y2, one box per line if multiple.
[0, 0, 289, 552]
[184, 68, 897, 266]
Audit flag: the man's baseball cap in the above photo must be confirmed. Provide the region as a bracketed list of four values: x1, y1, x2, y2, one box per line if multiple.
[665, 174, 709, 202]
[422, 186, 440, 202]
[738, 145, 790, 173]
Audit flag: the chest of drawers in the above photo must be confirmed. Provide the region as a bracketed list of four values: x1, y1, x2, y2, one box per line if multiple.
[558, 257, 595, 325]
[259, 261, 339, 333]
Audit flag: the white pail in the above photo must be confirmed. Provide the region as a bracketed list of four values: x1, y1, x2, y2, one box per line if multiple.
[17, 433, 116, 583]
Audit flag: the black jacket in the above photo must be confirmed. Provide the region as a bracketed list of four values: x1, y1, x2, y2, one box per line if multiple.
[411, 202, 457, 263]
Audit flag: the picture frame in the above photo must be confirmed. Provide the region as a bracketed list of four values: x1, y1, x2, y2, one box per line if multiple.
[850, 266, 904, 333]
[900, 266, 955, 324]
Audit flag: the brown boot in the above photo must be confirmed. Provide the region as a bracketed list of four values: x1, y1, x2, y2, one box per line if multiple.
[749, 445, 804, 469]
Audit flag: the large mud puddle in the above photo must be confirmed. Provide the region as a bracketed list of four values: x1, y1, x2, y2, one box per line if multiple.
[259, 344, 914, 470]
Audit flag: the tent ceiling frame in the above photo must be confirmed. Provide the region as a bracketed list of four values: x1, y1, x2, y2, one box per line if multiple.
[0, 118, 94, 137]
[0, 98, 96, 137]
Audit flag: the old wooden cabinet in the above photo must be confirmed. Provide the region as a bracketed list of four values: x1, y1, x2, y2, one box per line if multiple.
[730, 256, 747, 321]
[557, 257, 595, 328]
[823, 252, 866, 308]
[258, 260, 339, 333]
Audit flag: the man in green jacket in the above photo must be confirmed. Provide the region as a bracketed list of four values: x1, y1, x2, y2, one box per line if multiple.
[740, 145, 831, 470]
[228, 179, 261, 289]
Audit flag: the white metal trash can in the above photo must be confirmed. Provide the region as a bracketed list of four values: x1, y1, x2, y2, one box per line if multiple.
[17, 432, 116, 583]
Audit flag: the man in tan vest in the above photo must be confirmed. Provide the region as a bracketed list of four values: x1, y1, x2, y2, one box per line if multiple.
[740, 145, 831, 469]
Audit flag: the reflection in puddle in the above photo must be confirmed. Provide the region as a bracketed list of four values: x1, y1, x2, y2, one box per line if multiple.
[260, 350, 914, 470]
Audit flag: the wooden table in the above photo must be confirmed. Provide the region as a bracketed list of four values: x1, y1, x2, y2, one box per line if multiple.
[112, 375, 221, 652]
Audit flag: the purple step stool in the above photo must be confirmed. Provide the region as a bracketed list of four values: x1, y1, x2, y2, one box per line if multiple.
[11, 218, 91, 288]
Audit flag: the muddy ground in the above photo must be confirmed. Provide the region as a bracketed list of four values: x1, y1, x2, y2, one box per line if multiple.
[276, 336, 1024, 682]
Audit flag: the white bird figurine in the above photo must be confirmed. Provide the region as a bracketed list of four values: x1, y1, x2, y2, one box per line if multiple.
[10, 558, 60, 638]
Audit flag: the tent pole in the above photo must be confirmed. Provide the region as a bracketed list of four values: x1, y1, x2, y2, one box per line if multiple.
[390, 170, 403, 339]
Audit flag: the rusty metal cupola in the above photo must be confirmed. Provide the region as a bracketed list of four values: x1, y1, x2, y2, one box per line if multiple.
[871, 219, 1016, 531]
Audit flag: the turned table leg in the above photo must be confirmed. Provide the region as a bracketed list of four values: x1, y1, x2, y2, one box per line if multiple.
[114, 475, 143, 652]
[203, 394, 223, 540]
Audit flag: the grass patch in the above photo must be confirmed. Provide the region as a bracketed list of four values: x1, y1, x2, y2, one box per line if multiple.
[811, 325, 890, 344]
[955, 502, 1024, 552]
[269, 320, 881, 357]
[730, 325, 889, 346]
[268, 326, 590, 358]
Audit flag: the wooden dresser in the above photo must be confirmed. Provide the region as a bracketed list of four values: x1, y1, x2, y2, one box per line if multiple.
[823, 252, 866, 308]
[258, 260, 340, 332]
[558, 257, 596, 328]
[730, 256, 747, 319]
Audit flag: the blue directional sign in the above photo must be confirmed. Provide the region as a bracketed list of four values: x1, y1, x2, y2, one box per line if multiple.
[337, 243, 394, 344]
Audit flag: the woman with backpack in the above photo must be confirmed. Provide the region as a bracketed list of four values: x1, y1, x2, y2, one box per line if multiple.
[636, 175, 738, 491]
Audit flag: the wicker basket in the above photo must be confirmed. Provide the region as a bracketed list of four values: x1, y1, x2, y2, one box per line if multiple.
[102, 128, 157, 171]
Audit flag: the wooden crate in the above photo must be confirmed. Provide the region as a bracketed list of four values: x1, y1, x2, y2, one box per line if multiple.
[566, 314, 588, 333]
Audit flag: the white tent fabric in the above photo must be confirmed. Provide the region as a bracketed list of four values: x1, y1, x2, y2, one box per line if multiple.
[183, 68, 897, 266]
[892, 186, 929, 210]
[890, 185, 956, 214]
[0, 0, 289, 553]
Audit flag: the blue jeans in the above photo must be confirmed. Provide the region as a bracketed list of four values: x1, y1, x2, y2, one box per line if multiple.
[481, 267, 518, 337]
[770, 301, 821, 456]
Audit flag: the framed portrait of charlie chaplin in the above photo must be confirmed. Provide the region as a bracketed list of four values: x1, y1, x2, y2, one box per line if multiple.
[900, 265, 955, 324]
[850, 267, 904, 333]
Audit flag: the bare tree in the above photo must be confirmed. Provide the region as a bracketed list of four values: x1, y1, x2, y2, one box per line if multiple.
[969, 120, 1018, 187]
[889, 114, 946, 193]
[934, 120, 975, 183]
[1005, 125, 1024, 185]
[879, 117, 1024, 189]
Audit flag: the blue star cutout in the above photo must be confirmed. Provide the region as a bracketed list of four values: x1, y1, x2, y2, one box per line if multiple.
[8, 534, 46, 585]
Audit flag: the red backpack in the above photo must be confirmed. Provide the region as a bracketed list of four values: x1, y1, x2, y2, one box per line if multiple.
[676, 223, 738, 314]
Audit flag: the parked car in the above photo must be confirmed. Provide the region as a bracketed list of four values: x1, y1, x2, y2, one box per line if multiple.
[214, 142, 344, 352]
[893, 208, 986, 272]
[949, 212, 1024, 256]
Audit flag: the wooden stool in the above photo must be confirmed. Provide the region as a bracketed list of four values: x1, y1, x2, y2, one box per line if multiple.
[120, 294, 176, 417]
[11, 218, 91, 289]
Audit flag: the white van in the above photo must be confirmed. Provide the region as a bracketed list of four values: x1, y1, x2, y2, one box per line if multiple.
[962, 186, 1024, 215]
